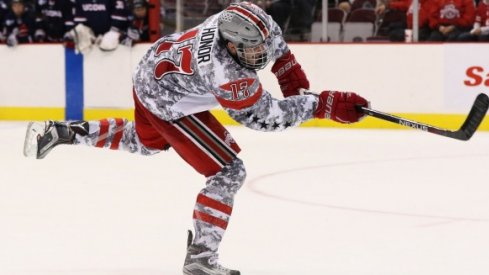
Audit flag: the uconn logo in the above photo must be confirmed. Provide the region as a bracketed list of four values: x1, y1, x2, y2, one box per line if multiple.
[82, 4, 107, 12]
[43, 10, 63, 18]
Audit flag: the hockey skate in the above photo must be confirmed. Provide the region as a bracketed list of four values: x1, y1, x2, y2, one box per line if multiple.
[183, 230, 240, 275]
[23, 120, 88, 159]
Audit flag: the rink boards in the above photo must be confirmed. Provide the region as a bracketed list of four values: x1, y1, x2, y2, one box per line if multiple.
[0, 43, 488, 130]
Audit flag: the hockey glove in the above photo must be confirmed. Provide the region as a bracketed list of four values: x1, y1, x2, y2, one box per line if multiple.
[66, 24, 96, 54]
[6, 33, 18, 47]
[126, 27, 140, 41]
[99, 27, 121, 51]
[6, 28, 19, 47]
[314, 91, 369, 124]
[34, 29, 46, 42]
[120, 28, 140, 47]
[120, 36, 134, 47]
[271, 50, 310, 98]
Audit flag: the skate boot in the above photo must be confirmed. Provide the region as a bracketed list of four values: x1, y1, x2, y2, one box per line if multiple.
[23, 120, 88, 159]
[183, 230, 240, 275]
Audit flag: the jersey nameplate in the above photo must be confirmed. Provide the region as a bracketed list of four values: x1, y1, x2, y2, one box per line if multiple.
[197, 27, 216, 65]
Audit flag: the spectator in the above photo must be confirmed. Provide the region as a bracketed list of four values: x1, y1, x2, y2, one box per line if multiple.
[287, 0, 317, 41]
[3, 0, 36, 47]
[377, 0, 430, 41]
[375, 0, 409, 18]
[72, 0, 129, 51]
[457, 0, 489, 41]
[375, 0, 409, 40]
[120, 0, 150, 46]
[1, 0, 8, 42]
[426, 0, 475, 41]
[255, 0, 293, 30]
[34, 0, 75, 42]
[159, 0, 176, 35]
[351, 0, 376, 11]
[337, 0, 353, 14]
[254, 0, 316, 41]
[314, 0, 354, 21]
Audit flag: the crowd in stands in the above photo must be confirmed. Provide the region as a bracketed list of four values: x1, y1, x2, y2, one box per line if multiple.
[1, 0, 488, 47]
[158, 0, 489, 42]
[158, 0, 318, 41]
[0, 0, 152, 49]
[322, 0, 489, 42]
[373, 0, 489, 42]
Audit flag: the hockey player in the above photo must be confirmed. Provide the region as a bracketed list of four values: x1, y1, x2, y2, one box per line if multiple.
[120, 0, 150, 46]
[34, 0, 75, 42]
[23, 2, 369, 274]
[3, 0, 36, 47]
[73, 0, 128, 36]
[0, 0, 8, 42]
[69, 0, 129, 52]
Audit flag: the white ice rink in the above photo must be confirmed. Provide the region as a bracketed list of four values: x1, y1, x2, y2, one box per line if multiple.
[1, 122, 489, 275]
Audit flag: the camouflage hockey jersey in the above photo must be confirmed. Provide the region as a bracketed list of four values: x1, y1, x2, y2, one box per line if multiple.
[133, 11, 319, 132]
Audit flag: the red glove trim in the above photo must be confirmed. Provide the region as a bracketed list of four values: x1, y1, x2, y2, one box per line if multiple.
[271, 51, 310, 97]
[272, 51, 297, 78]
[314, 91, 369, 124]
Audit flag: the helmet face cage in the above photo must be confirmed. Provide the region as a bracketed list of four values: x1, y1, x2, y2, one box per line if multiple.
[218, 2, 274, 70]
[235, 39, 274, 70]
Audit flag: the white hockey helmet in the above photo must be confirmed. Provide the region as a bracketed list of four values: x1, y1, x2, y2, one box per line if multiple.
[218, 2, 274, 70]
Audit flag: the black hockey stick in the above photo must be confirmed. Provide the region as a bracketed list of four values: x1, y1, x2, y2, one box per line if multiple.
[357, 93, 489, 141]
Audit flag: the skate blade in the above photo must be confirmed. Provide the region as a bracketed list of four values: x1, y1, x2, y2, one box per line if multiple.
[23, 122, 44, 158]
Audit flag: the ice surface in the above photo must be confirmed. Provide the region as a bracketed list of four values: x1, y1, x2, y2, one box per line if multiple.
[1, 122, 489, 275]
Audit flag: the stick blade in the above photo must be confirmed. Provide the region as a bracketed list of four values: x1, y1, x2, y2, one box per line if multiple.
[455, 93, 489, 141]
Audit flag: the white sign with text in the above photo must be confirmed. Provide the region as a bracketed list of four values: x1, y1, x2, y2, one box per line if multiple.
[444, 44, 489, 112]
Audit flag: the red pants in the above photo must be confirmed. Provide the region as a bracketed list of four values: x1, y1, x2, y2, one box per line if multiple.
[134, 92, 241, 177]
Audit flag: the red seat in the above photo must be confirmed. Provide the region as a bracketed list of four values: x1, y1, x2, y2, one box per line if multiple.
[316, 7, 348, 23]
[311, 8, 347, 42]
[376, 9, 406, 36]
[344, 9, 376, 42]
[328, 8, 347, 23]
[346, 8, 376, 23]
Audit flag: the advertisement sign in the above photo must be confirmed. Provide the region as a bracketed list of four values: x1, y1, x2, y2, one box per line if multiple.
[444, 44, 489, 113]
